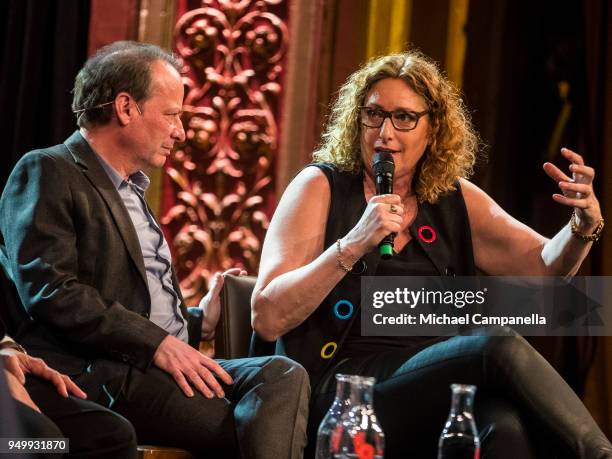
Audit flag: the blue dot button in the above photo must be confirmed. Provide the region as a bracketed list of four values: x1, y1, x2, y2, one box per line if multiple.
[333, 300, 354, 320]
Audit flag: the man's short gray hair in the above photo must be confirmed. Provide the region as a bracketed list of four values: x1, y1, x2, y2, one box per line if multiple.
[71, 41, 181, 128]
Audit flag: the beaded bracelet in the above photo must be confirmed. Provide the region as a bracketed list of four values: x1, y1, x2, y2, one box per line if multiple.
[570, 211, 604, 242]
[336, 239, 355, 273]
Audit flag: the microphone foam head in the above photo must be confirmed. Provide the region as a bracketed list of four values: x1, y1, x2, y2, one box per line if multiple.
[372, 150, 395, 175]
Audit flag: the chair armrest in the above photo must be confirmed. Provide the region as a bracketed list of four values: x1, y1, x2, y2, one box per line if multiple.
[214, 275, 257, 359]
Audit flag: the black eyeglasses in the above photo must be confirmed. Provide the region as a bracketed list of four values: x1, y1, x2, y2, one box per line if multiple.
[359, 106, 429, 132]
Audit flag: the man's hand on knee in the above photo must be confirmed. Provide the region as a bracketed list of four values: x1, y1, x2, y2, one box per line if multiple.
[1, 349, 87, 400]
[153, 335, 233, 398]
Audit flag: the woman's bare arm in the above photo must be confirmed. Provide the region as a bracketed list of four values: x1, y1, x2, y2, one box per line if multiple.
[462, 170, 598, 277]
[251, 167, 402, 341]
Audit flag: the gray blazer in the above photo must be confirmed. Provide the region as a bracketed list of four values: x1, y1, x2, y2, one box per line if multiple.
[0, 131, 200, 406]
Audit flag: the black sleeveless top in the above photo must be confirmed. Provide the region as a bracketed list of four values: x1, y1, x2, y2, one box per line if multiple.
[342, 240, 439, 354]
[257, 163, 477, 392]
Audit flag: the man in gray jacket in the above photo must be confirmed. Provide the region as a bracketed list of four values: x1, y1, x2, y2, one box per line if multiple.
[0, 41, 308, 458]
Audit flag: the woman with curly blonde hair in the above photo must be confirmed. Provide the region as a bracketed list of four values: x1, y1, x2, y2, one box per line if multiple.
[314, 50, 479, 204]
[252, 50, 610, 458]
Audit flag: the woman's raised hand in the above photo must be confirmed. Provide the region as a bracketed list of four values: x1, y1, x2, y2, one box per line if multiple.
[543, 148, 602, 233]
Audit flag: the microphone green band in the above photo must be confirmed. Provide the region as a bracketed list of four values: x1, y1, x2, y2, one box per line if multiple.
[379, 243, 393, 259]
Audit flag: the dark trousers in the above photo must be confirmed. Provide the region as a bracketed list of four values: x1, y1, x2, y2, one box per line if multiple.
[22, 377, 137, 459]
[309, 328, 612, 459]
[112, 355, 310, 459]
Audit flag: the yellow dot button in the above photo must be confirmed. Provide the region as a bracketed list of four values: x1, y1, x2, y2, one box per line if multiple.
[320, 341, 338, 359]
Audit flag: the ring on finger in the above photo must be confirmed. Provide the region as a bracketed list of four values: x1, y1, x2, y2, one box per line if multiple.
[390, 204, 398, 214]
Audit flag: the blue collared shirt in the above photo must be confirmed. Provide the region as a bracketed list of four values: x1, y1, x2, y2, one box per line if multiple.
[94, 152, 189, 342]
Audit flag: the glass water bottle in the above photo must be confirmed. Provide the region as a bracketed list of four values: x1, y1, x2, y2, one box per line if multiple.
[316, 374, 354, 458]
[438, 384, 480, 459]
[334, 375, 385, 459]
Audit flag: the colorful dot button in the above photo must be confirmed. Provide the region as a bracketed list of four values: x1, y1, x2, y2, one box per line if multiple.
[418, 225, 437, 243]
[333, 300, 354, 320]
[320, 342, 338, 359]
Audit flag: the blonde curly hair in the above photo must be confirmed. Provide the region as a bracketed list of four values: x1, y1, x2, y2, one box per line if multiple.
[313, 50, 481, 203]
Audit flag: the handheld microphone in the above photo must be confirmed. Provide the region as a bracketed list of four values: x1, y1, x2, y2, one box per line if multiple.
[372, 150, 395, 259]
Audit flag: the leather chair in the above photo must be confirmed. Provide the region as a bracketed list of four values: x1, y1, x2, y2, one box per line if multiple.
[214, 275, 257, 359]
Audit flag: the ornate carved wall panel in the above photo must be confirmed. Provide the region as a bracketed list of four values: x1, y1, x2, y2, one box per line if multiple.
[162, 0, 289, 303]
